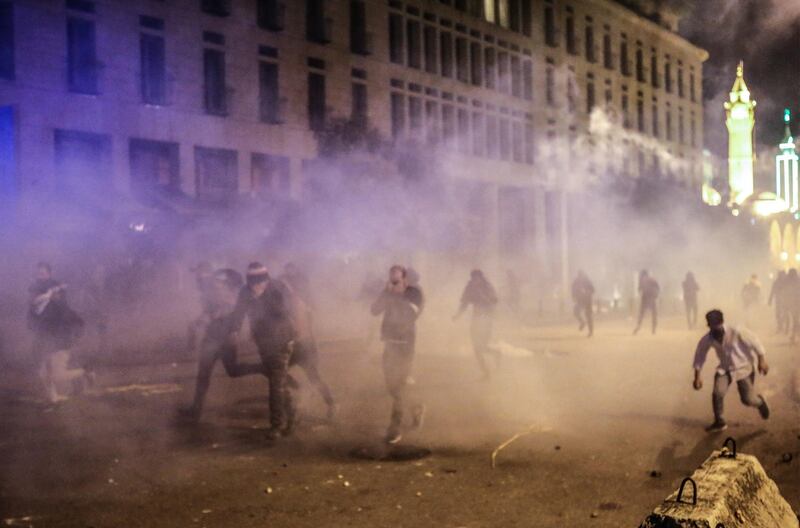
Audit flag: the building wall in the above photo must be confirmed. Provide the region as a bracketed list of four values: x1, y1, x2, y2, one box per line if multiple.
[0, 0, 707, 280]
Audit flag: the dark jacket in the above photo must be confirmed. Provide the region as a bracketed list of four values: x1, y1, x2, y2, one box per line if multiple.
[460, 278, 498, 318]
[639, 277, 660, 304]
[571, 275, 595, 305]
[230, 280, 297, 348]
[371, 286, 424, 343]
[27, 279, 84, 346]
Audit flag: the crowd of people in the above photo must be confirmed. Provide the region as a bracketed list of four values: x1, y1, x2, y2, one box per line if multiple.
[24, 259, 779, 442]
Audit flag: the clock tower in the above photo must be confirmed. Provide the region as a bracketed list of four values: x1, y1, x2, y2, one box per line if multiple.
[724, 61, 757, 205]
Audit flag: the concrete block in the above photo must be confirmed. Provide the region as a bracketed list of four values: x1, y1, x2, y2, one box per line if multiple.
[640, 448, 798, 528]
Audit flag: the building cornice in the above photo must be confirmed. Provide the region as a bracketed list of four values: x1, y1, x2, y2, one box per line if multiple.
[585, 0, 709, 62]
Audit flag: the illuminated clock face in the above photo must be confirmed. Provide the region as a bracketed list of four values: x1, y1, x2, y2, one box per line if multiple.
[731, 105, 749, 119]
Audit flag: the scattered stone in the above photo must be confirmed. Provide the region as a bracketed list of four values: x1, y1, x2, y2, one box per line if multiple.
[265, 487, 273, 494]
[424, 471, 434, 478]
[649, 470, 662, 478]
[554, 445, 561, 451]
[416, 491, 422, 497]
[443, 468, 457, 474]
[343, 481, 351, 488]
[590, 511, 599, 518]
[201, 509, 211, 514]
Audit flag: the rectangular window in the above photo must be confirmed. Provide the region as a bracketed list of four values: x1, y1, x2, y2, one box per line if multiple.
[665, 105, 672, 141]
[586, 81, 595, 114]
[497, 0, 510, 27]
[522, 60, 533, 101]
[308, 72, 326, 130]
[678, 109, 684, 143]
[484, 47, 496, 89]
[650, 54, 659, 88]
[544, 5, 557, 47]
[690, 113, 696, 146]
[499, 118, 510, 160]
[306, 0, 330, 43]
[391, 92, 404, 139]
[259, 62, 280, 123]
[664, 59, 672, 93]
[621, 93, 629, 128]
[486, 115, 498, 158]
[389, 14, 404, 64]
[251, 152, 290, 198]
[677, 67, 684, 98]
[636, 48, 645, 82]
[442, 104, 456, 143]
[424, 25, 437, 73]
[620, 40, 630, 76]
[472, 112, 484, 156]
[55, 129, 111, 187]
[440, 32, 453, 78]
[409, 96, 423, 132]
[470, 42, 482, 86]
[194, 146, 238, 202]
[67, 17, 98, 94]
[352, 82, 367, 125]
[202, 0, 231, 16]
[425, 100, 438, 142]
[512, 122, 523, 163]
[498, 51, 509, 94]
[585, 24, 595, 63]
[258, 0, 285, 31]
[350, 0, 369, 54]
[525, 123, 534, 164]
[567, 78, 575, 113]
[140, 33, 166, 105]
[484, 0, 496, 23]
[407, 19, 421, 69]
[203, 48, 226, 115]
[455, 37, 469, 83]
[603, 33, 612, 69]
[510, 56, 521, 98]
[0, 2, 14, 80]
[637, 98, 644, 132]
[457, 107, 470, 153]
[521, 0, 532, 36]
[565, 13, 576, 55]
[509, 0, 521, 32]
[545, 65, 555, 106]
[690, 71, 696, 102]
[129, 138, 180, 199]
[652, 102, 659, 137]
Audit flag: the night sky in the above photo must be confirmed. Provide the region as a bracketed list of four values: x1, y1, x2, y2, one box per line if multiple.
[678, 0, 800, 156]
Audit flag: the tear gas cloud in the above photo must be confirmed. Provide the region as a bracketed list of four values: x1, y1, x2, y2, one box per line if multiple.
[0, 34, 777, 454]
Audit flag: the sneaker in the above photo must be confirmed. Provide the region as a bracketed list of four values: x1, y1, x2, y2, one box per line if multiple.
[704, 420, 728, 433]
[758, 396, 770, 420]
[326, 403, 339, 422]
[385, 430, 402, 445]
[178, 406, 201, 422]
[410, 404, 426, 430]
[265, 428, 281, 442]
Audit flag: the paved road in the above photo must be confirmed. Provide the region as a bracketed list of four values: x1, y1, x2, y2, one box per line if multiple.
[1, 314, 798, 527]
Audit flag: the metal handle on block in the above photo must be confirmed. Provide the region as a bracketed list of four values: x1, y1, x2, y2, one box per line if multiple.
[676, 477, 697, 506]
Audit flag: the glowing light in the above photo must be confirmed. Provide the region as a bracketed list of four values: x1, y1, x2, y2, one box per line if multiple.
[795, 254, 800, 262]
[724, 61, 756, 205]
[731, 208, 740, 216]
[781, 251, 789, 261]
[751, 192, 790, 217]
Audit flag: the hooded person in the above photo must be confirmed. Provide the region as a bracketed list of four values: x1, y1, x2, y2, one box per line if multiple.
[454, 269, 501, 379]
[229, 262, 298, 441]
[179, 267, 266, 422]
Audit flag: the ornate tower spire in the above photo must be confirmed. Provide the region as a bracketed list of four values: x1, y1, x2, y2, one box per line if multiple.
[724, 61, 757, 205]
[776, 108, 799, 211]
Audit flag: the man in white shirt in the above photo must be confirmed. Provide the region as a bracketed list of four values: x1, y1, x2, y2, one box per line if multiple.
[692, 309, 770, 432]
